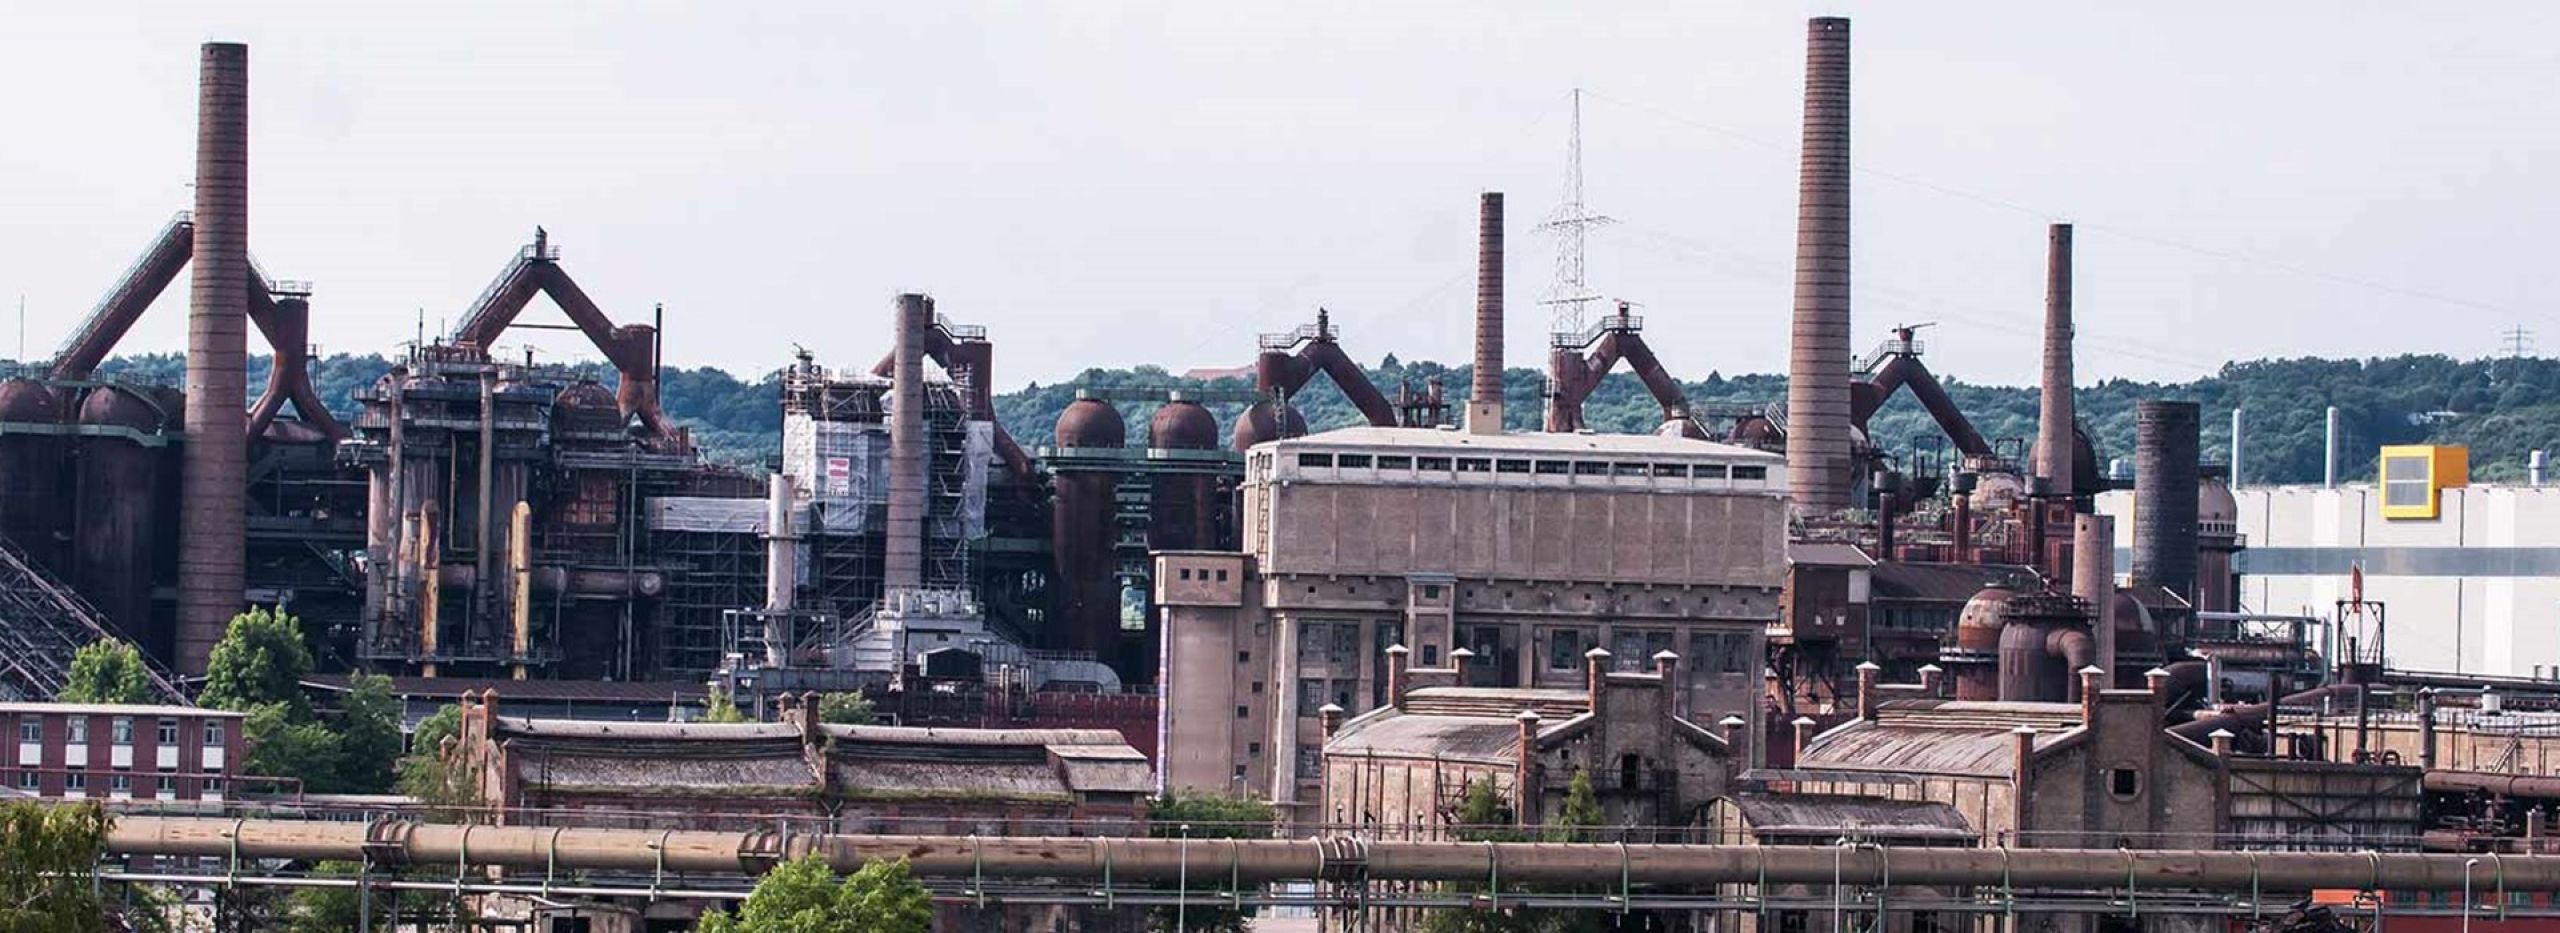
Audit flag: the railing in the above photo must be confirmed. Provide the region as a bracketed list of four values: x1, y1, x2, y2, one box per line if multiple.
[1856, 335, 1925, 374]
[52, 211, 193, 364]
[932, 313, 986, 341]
[1548, 311, 1644, 349]
[1257, 321, 1335, 350]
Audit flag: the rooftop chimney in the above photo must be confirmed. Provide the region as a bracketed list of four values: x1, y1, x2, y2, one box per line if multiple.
[178, 41, 252, 674]
[2132, 400, 2200, 603]
[1786, 17, 1855, 514]
[2034, 223, 2076, 498]
[884, 294, 930, 593]
[762, 473, 797, 669]
[2073, 512, 2115, 677]
[1467, 192, 1506, 435]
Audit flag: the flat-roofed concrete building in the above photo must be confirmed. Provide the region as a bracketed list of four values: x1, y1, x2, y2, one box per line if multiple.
[1158, 426, 1789, 822]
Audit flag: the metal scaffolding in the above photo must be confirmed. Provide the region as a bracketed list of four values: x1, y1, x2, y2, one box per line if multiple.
[0, 536, 185, 704]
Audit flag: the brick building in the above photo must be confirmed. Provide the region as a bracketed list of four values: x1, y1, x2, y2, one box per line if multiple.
[0, 702, 243, 803]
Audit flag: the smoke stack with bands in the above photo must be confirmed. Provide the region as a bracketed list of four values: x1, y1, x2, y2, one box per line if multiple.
[178, 42, 251, 673]
[1786, 17, 1853, 513]
[1468, 192, 1505, 435]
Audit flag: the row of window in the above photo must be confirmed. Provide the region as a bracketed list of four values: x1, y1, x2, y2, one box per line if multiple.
[1540, 628, 1755, 676]
[17, 717, 221, 747]
[15, 771, 223, 795]
[1172, 566, 1231, 583]
[1287, 451, 1768, 481]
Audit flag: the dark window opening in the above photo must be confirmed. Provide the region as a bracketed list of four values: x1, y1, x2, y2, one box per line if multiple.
[1418, 457, 1452, 471]
[1495, 459, 1532, 474]
[1696, 464, 1731, 479]
[1612, 462, 1647, 477]
[1376, 455, 1412, 469]
[1535, 460, 1571, 475]
[2109, 767, 2141, 800]
[1296, 453, 1334, 468]
[1571, 461, 1607, 476]
[1652, 463, 1688, 478]
[1337, 454, 1374, 469]
[1732, 465, 1767, 480]
[1457, 457, 1493, 473]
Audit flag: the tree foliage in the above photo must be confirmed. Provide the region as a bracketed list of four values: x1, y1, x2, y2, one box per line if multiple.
[1420, 775, 1606, 933]
[817, 692, 876, 726]
[59, 641, 154, 705]
[397, 704, 482, 813]
[199, 607, 315, 717]
[332, 673, 405, 794]
[697, 856, 932, 933]
[700, 688, 751, 724]
[0, 800, 110, 932]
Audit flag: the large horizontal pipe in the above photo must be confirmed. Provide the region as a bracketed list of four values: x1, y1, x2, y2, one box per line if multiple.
[2427, 770, 2560, 800]
[103, 817, 2560, 891]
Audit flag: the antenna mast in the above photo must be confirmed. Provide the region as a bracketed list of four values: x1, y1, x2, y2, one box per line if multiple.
[1539, 88, 1615, 340]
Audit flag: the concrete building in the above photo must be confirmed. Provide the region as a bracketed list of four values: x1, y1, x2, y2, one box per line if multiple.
[1157, 426, 1789, 821]
[2099, 481, 2560, 677]
[1320, 645, 1738, 838]
[0, 702, 241, 803]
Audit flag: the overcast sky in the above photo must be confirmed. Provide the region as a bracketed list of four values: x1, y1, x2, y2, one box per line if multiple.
[2, 2, 2553, 391]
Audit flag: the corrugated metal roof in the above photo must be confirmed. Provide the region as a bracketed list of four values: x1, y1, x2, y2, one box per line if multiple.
[1326, 712, 1526, 765]
[819, 724, 1129, 746]
[827, 757, 1072, 802]
[1401, 687, 1590, 721]
[1874, 699, 2084, 732]
[1869, 562, 2038, 603]
[1787, 542, 1876, 568]
[1730, 792, 1975, 840]
[495, 717, 801, 741]
[1801, 723, 2061, 777]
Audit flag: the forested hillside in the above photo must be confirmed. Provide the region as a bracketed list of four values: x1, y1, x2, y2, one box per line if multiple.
[50, 352, 2560, 485]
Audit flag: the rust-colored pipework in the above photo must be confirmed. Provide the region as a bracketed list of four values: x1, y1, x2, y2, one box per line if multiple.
[1232, 309, 1398, 450]
[49, 215, 195, 381]
[177, 41, 251, 675]
[2034, 223, 2077, 497]
[1786, 16, 1855, 513]
[1544, 306, 1692, 434]
[1853, 338, 1992, 458]
[447, 231, 674, 443]
[1467, 192, 1505, 435]
[244, 292, 347, 442]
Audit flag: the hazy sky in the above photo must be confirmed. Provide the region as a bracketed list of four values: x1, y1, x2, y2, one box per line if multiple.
[2, 2, 2554, 391]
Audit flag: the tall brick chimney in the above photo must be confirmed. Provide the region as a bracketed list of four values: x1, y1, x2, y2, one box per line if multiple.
[178, 42, 252, 673]
[1785, 17, 1854, 513]
[1467, 192, 1506, 435]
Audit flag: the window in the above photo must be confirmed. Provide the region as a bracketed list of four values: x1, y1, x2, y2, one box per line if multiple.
[111, 719, 131, 746]
[1329, 623, 1362, 665]
[1296, 452, 1335, 468]
[1651, 463, 1688, 478]
[1421, 645, 1440, 666]
[1417, 457, 1451, 471]
[110, 774, 132, 794]
[1376, 455, 1412, 470]
[203, 778, 223, 795]
[1422, 584, 1443, 600]
[1216, 569, 1228, 582]
[2108, 767, 2141, 800]
[1547, 629, 1591, 671]
[1337, 454, 1373, 469]
[1612, 462, 1647, 477]
[157, 720, 177, 745]
[1180, 568, 1193, 581]
[1534, 460, 1570, 475]
[2382, 455, 2431, 508]
[1570, 461, 1606, 476]
[1696, 463, 1730, 480]
[1247, 742, 1262, 756]
[1237, 706, 1250, 720]
[64, 774, 84, 792]
[16, 719, 35, 743]
[66, 719, 85, 745]
[12, 771, 31, 791]
[204, 720, 224, 746]
[1457, 458, 1493, 473]
[1236, 651, 1251, 665]
[1298, 679, 1328, 717]
[1251, 681, 1264, 695]
[1495, 459, 1531, 474]
[1732, 465, 1767, 480]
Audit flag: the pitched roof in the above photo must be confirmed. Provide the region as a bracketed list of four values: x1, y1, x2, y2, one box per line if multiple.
[1868, 561, 2039, 603]
[1799, 699, 2082, 778]
[1729, 792, 1976, 841]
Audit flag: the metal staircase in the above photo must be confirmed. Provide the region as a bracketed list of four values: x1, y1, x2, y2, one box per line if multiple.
[0, 537, 187, 705]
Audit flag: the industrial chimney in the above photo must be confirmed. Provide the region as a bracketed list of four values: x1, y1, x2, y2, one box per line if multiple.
[2034, 223, 2076, 499]
[1467, 192, 1505, 436]
[1786, 17, 1854, 513]
[178, 42, 251, 673]
[884, 293, 930, 594]
[2132, 400, 2201, 604]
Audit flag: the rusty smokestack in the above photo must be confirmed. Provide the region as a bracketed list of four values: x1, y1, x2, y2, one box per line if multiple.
[2074, 513, 2116, 680]
[884, 294, 929, 593]
[1786, 17, 1854, 513]
[1467, 192, 1506, 436]
[178, 42, 251, 673]
[2035, 223, 2077, 499]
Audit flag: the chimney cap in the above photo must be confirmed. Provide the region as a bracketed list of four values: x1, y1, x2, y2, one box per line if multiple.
[1855, 661, 1882, 672]
[1652, 650, 1681, 662]
[1318, 703, 1344, 715]
[1515, 709, 1542, 723]
[1718, 714, 1747, 727]
[2207, 728, 2236, 738]
[1449, 646, 1476, 660]
[2077, 665, 2106, 675]
[1584, 646, 1613, 660]
[2144, 667, 2171, 678]
[1385, 643, 1410, 656]
[2012, 724, 2040, 735]
[1792, 716, 1817, 726]
[1917, 663, 1943, 674]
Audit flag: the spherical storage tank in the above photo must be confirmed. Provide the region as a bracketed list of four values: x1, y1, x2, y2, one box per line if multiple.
[0, 378, 68, 567]
[72, 385, 168, 655]
[1231, 400, 1307, 451]
[1148, 397, 1222, 556]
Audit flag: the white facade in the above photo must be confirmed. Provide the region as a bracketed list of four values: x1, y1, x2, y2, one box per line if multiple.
[2098, 484, 2560, 677]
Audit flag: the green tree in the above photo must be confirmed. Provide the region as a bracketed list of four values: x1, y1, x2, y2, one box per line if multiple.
[1421, 776, 1604, 933]
[284, 862, 365, 933]
[817, 692, 876, 726]
[199, 607, 315, 716]
[0, 800, 110, 932]
[397, 704, 483, 813]
[700, 688, 751, 724]
[333, 673, 405, 794]
[1146, 792, 1278, 932]
[243, 702, 344, 794]
[697, 855, 932, 933]
[1552, 770, 1605, 844]
[59, 640, 153, 704]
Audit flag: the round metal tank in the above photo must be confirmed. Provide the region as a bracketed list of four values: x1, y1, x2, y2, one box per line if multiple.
[551, 380, 624, 438]
[72, 385, 167, 656]
[1231, 400, 1307, 451]
[1149, 397, 1218, 450]
[1948, 584, 2014, 701]
[1056, 396, 1127, 449]
[0, 378, 69, 569]
[2199, 475, 2238, 527]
